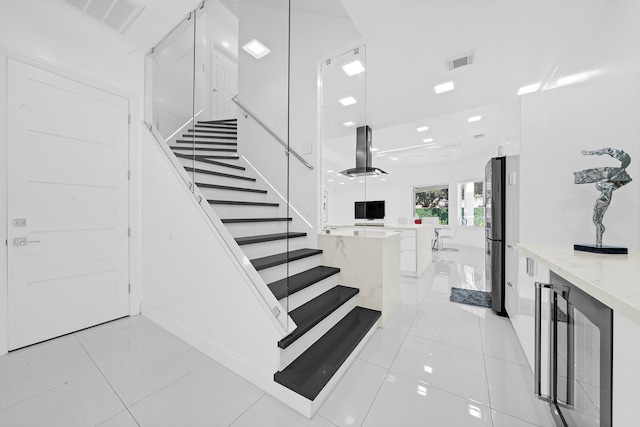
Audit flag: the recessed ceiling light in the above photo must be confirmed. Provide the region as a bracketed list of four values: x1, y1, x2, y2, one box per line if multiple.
[517, 83, 541, 96]
[343, 121, 356, 127]
[348, 177, 354, 180]
[342, 60, 365, 76]
[381, 178, 387, 181]
[417, 126, 429, 132]
[358, 180, 364, 183]
[243, 39, 270, 59]
[434, 81, 455, 94]
[423, 138, 434, 143]
[327, 169, 334, 173]
[390, 157, 399, 161]
[468, 115, 482, 122]
[339, 182, 345, 185]
[370, 147, 379, 152]
[339, 96, 357, 106]
[328, 179, 334, 182]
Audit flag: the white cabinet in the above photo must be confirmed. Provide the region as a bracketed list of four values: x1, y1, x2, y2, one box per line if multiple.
[504, 242, 519, 316]
[400, 248, 417, 273]
[509, 251, 549, 373]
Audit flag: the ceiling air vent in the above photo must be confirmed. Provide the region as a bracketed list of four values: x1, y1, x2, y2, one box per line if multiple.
[62, 0, 144, 34]
[447, 51, 475, 71]
[474, 134, 485, 139]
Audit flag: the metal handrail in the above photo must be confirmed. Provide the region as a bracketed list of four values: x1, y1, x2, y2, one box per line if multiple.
[231, 93, 314, 170]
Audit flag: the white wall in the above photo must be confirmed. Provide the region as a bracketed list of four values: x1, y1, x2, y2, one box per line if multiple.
[520, 73, 640, 249]
[139, 130, 283, 379]
[237, 1, 362, 245]
[0, 0, 146, 355]
[324, 155, 490, 248]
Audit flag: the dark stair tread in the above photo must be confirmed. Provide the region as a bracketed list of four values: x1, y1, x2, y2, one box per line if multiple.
[198, 119, 237, 124]
[175, 139, 237, 145]
[195, 124, 238, 129]
[278, 286, 359, 350]
[171, 146, 237, 152]
[267, 266, 340, 300]
[210, 200, 279, 207]
[174, 153, 244, 170]
[183, 167, 255, 182]
[195, 183, 267, 194]
[274, 307, 381, 401]
[186, 128, 237, 134]
[181, 134, 237, 140]
[221, 217, 292, 224]
[198, 155, 240, 160]
[235, 232, 306, 246]
[251, 248, 322, 271]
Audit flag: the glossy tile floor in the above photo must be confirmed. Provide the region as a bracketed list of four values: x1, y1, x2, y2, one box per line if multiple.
[0, 245, 557, 427]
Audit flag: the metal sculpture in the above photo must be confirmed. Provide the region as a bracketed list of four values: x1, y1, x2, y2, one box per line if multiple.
[573, 148, 632, 248]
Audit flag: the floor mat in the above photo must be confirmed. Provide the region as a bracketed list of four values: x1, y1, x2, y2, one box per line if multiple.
[449, 287, 492, 308]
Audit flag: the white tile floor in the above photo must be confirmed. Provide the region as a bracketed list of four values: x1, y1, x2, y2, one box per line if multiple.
[0, 246, 557, 427]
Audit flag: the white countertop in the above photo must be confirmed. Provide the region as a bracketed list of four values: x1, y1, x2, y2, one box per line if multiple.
[321, 229, 399, 238]
[518, 244, 640, 324]
[324, 224, 431, 230]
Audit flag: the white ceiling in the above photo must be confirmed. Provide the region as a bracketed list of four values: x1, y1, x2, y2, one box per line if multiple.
[52, 0, 625, 170]
[322, 0, 610, 170]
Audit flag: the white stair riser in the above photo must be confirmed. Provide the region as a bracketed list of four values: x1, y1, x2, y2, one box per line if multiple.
[176, 157, 244, 175]
[211, 203, 284, 219]
[223, 221, 291, 238]
[171, 148, 238, 157]
[173, 141, 236, 147]
[278, 296, 357, 371]
[187, 171, 257, 189]
[238, 237, 308, 260]
[196, 186, 269, 202]
[257, 255, 321, 284]
[278, 274, 340, 311]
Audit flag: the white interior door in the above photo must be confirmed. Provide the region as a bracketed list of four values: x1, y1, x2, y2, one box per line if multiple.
[6, 59, 130, 350]
[211, 44, 238, 120]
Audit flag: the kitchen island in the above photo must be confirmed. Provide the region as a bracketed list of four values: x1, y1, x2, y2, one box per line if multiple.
[318, 229, 400, 327]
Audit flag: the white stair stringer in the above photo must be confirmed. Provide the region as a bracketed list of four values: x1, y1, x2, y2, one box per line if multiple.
[278, 296, 357, 371]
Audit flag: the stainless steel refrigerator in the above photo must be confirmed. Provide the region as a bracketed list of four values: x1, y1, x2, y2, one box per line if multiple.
[485, 156, 506, 316]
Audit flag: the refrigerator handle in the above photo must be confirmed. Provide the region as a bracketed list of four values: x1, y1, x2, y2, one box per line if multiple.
[534, 281, 552, 402]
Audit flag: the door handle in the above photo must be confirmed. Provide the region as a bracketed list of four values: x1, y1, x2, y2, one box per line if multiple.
[534, 281, 552, 401]
[13, 237, 40, 246]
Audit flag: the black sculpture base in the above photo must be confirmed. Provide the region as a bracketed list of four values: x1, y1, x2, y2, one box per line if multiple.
[574, 244, 628, 255]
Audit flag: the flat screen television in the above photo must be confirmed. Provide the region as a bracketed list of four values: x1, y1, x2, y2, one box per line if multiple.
[355, 200, 385, 220]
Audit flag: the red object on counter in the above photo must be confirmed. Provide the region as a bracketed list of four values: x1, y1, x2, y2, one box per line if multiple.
[414, 219, 422, 224]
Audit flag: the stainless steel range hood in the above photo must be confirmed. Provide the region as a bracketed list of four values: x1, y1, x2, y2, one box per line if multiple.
[340, 125, 387, 177]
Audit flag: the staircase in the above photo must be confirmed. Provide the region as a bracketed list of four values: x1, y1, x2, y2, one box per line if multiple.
[169, 118, 380, 414]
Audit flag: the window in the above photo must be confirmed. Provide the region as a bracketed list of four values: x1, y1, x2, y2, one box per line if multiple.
[458, 180, 484, 227]
[414, 184, 448, 225]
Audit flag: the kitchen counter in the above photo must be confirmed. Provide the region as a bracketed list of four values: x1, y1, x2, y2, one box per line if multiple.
[324, 224, 432, 277]
[518, 244, 640, 324]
